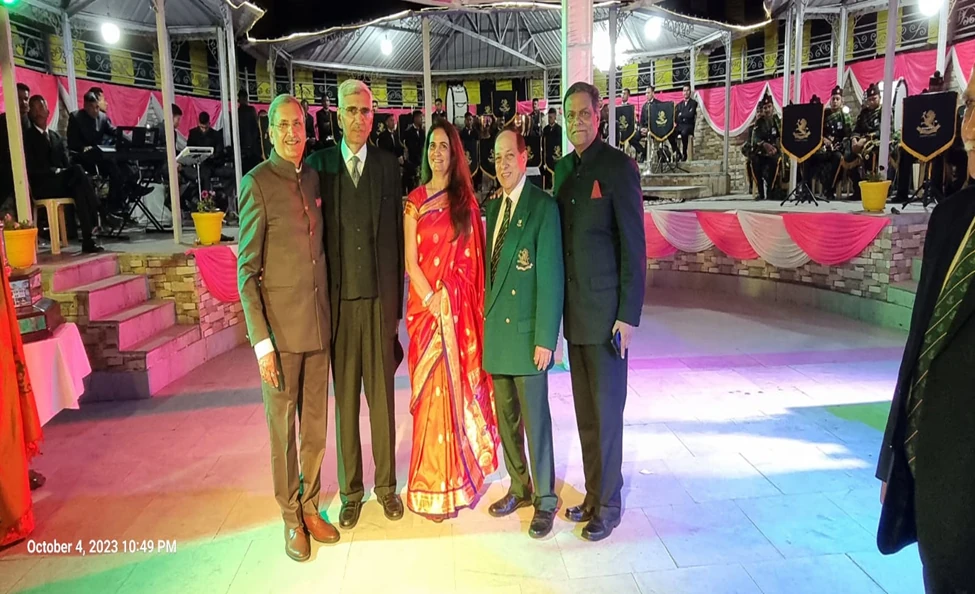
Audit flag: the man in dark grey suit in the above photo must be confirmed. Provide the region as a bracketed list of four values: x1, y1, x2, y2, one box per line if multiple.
[306, 79, 405, 530]
[554, 82, 646, 542]
[238, 94, 339, 562]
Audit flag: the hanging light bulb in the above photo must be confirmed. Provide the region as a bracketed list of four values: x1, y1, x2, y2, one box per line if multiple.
[101, 22, 120, 44]
[380, 37, 392, 56]
[645, 17, 663, 42]
[918, 0, 942, 17]
[592, 29, 633, 72]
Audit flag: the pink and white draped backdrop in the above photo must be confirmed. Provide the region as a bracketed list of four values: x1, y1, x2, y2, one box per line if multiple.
[645, 210, 890, 268]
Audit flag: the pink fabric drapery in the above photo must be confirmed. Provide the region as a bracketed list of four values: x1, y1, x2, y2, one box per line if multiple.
[59, 77, 153, 127]
[695, 211, 760, 260]
[187, 245, 240, 303]
[159, 94, 223, 137]
[0, 68, 58, 126]
[644, 212, 679, 258]
[781, 213, 890, 266]
[848, 48, 937, 98]
[953, 39, 975, 83]
[698, 79, 769, 135]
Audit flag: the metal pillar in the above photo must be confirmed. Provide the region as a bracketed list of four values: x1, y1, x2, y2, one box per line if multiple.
[937, 0, 948, 74]
[542, 68, 549, 104]
[0, 8, 29, 223]
[608, 7, 617, 147]
[288, 58, 295, 95]
[216, 27, 231, 147]
[723, 33, 731, 175]
[789, 0, 805, 193]
[879, 0, 898, 174]
[561, 0, 594, 153]
[783, 5, 792, 108]
[422, 17, 433, 131]
[153, 0, 181, 242]
[61, 11, 78, 111]
[837, 6, 848, 88]
[690, 48, 696, 93]
[224, 5, 242, 200]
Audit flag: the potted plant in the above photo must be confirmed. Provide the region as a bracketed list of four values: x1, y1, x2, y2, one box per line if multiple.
[191, 191, 225, 246]
[1, 214, 38, 269]
[859, 166, 890, 213]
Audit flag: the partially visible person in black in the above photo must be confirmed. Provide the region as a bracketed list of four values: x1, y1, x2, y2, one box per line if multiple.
[529, 98, 543, 137]
[402, 109, 425, 193]
[675, 85, 698, 162]
[541, 107, 562, 190]
[67, 91, 128, 214]
[237, 90, 262, 174]
[24, 95, 102, 253]
[460, 112, 480, 189]
[315, 94, 340, 147]
[554, 81, 646, 543]
[301, 99, 317, 155]
[187, 111, 225, 194]
[157, 104, 187, 154]
[258, 109, 271, 160]
[432, 98, 447, 124]
[0, 82, 30, 205]
[375, 113, 401, 159]
[639, 85, 678, 160]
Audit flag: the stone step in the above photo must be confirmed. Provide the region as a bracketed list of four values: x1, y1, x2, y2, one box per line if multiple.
[88, 299, 177, 352]
[642, 186, 708, 201]
[83, 325, 206, 401]
[71, 274, 150, 322]
[912, 258, 922, 282]
[888, 280, 919, 310]
[39, 253, 119, 293]
[641, 172, 729, 197]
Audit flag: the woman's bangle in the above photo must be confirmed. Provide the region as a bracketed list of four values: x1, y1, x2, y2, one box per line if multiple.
[422, 290, 434, 306]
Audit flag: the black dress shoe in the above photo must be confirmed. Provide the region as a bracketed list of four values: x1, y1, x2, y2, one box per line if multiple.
[379, 493, 404, 521]
[488, 494, 532, 518]
[529, 510, 555, 539]
[339, 501, 362, 529]
[81, 240, 105, 254]
[564, 504, 594, 523]
[581, 515, 620, 542]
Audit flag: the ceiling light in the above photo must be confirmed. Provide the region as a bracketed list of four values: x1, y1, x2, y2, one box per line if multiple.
[918, 0, 942, 17]
[644, 17, 663, 41]
[381, 37, 392, 56]
[101, 22, 120, 44]
[592, 29, 633, 72]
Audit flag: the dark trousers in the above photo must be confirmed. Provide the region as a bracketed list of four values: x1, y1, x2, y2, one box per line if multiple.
[924, 564, 973, 594]
[76, 151, 128, 213]
[567, 342, 627, 520]
[752, 155, 778, 200]
[677, 128, 693, 161]
[263, 349, 329, 530]
[33, 165, 100, 242]
[896, 150, 947, 203]
[492, 373, 557, 512]
[333, 298, 396, 503]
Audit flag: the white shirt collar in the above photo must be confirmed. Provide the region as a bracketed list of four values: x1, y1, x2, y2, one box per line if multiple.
[503, 173, 527, 205]
[493, 174, 527, 252]
[340, 139, 368, 167]
[33, 123, 47, 135]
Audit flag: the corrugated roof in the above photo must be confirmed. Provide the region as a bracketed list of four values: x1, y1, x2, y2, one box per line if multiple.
[21, 0, 264, 36]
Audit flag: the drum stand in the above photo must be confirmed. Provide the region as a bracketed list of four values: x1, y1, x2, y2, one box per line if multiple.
[901, 159, 942, 209]
[781, 158, 825, 207]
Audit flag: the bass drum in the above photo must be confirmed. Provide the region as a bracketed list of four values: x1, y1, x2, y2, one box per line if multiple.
[446, 85, 469, 126]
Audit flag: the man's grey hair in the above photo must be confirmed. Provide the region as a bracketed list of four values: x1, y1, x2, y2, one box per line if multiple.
[338, 79, 373, 108]
[268, 94, 303, 125]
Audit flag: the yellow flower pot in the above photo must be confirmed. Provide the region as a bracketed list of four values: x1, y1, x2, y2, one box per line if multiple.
[3, 227, 38, 269]
[191, 211, 225, 246]
[859, 180, 890, 213]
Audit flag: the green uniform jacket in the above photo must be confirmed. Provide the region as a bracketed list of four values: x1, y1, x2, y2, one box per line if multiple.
[483, 179, 564, 376]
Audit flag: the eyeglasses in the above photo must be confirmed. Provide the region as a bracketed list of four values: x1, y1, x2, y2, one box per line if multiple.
[343, 106, 373, 119]
[272, 120, 304, 133]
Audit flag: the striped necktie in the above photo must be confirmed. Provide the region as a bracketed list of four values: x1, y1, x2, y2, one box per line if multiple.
[349, 155, 361, 187]
[490, 197, 512, 285]
[904, 225, 975, 474]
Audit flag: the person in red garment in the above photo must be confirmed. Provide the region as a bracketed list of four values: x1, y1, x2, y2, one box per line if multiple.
[0, 251, 43, 548]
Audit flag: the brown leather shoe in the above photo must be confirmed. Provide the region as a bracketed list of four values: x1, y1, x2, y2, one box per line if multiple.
[285, 525, 310, 562]
[303, 512, 340, 544]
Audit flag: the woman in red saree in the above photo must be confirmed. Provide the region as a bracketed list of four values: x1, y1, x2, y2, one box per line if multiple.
[403, 121, 499, 520]
[0, 250, 42, 547]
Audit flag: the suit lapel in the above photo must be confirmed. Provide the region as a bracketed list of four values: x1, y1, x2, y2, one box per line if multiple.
[487, 183, 533, 311]
[937, 203, 975, 356]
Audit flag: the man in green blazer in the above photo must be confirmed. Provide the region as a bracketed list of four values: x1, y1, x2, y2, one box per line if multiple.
[484, 128, 564, 539]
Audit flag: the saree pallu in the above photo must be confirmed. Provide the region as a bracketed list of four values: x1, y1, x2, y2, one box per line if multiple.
[0, 260, 42, 546]
[405, 187, 499, 516]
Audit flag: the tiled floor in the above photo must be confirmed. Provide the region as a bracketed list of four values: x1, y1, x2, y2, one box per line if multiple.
[0, 289, 925, 594]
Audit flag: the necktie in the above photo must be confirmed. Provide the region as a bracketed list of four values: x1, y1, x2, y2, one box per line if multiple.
[350, 155, 361, 187]
[904, 225, 975, 474]
[490, 197, 512, 285]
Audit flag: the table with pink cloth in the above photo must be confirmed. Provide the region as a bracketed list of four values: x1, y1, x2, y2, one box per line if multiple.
[22, 323, 91, 426]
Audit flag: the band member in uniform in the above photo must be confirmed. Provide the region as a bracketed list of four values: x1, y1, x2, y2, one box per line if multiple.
[238, 94, 339, 561]
[316, 95, 341, 148]
[554, 82, 646, 542]
[846, 83, 883, 202]
[513, 111, 531, 137]
[529, 98, 543, 137]
[750, 96, 782, 201]
[675, 85, 698, 162]
[403, 110, 425, 193]
[432, 98, 447, 124]
[639, 85, 679, 161]
[461, 112, 481, 189]
[484, 128, 563, 539]
[877, 72, 975, 594]
[815, 85, 853, 200]
[542, 108, 562, 190]
[599, 102, 610, 142]
[376, 113, 402, 160]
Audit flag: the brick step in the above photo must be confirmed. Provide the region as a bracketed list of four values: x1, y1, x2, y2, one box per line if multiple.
[82, 325, 206, 401]
[39, 253, 119, 293]
[71, 275, 150, 321]
[640, 159, 723, 175]
[912, 257, 922, 282]
[88, 299, 177, 351]
[888, 281, 919, 309]
[642, 173, 729, 197]
[642, 186, 708, 201]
